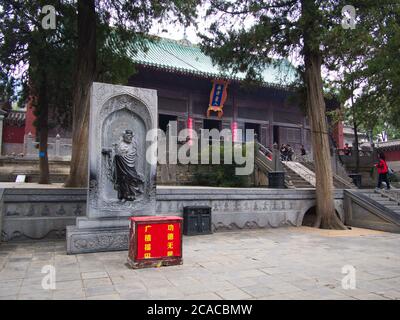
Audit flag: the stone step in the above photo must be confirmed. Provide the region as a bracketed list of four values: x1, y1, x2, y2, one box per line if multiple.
[362, 189, 377, 193]
[368, 195, 386, 200]
[386, 206, 400, 211]
[375, 200, 397, 205]
[282, 166, 312, 188]
[291, 179, 308, 182]
[367, 193, 384, 197]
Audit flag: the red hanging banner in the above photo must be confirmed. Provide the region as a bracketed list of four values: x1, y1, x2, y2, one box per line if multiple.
[207, 80, 229, 118]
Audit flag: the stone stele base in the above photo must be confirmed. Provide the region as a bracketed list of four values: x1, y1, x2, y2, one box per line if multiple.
[66, 217, 131, 254]
[67, 227, 128, 254]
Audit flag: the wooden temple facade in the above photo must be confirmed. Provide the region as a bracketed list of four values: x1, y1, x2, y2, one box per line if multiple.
[127, 37, 314, 154]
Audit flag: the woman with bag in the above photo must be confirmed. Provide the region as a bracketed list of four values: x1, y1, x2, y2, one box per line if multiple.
[375, 153, 391, 190]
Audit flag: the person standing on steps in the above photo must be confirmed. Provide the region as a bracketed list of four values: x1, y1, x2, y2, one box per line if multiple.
[375, 152, 391, 190]
[301, 145, 307, 156]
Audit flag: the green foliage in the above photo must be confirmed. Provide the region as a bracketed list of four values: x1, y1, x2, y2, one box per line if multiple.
[0, 0, 76, 128]
[193, 143, 251, 187]
[193, 165, 250, 187]
[200, 1, 399, 140]
[389, 172, 399, 183]
[0, 70, 17, 103]
[0, 0, 201, 129]
[324, 1, 400, 140]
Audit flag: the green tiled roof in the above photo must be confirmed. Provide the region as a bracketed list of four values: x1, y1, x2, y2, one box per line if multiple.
[122, 36, 298, 88]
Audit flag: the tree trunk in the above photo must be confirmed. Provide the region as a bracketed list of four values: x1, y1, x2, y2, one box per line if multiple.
[302, 0, 346, 229]
[37, 70, 50, 184]
[64, 0, 96, 187]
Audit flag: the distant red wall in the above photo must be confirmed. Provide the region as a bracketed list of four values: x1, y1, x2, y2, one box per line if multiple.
[3, 125, 25, 143]
[384, 150, 400, 162]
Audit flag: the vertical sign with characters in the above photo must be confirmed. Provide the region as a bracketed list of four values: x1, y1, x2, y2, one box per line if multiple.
[207, 80, 229, 118]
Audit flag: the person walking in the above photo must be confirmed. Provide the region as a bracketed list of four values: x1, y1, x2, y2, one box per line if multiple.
[280, 144, 287, 161]
[344, 143, 351, 156]
[300, 145, 307, 161]
[375, 153, 391, 190]
[287, 144, 294, 161]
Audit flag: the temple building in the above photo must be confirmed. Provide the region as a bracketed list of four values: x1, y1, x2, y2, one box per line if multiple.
[127, 37, 315, 154]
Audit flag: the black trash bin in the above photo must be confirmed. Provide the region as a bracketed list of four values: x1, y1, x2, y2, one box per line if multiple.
[268, 171, 285, 188]
[183, 206, 212, 236]
[348, 173, 362, 188]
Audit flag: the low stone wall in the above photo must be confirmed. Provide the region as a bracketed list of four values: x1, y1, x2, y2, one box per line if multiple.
[0, 188, 86, 241]
[156, 187, 344, 231]
[0, 158, 70, 183]
[1, 186, 345, 243]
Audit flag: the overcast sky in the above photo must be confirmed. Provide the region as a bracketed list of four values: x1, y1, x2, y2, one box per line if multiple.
[148, 4, 207, 44]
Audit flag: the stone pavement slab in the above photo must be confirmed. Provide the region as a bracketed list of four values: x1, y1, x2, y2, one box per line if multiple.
[0, 227, 399, 300]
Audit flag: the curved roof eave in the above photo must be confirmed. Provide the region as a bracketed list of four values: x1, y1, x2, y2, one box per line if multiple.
[134, 61, 293, 91]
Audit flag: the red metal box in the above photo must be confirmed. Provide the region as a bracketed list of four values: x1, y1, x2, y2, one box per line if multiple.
[127, 216, 183, 269]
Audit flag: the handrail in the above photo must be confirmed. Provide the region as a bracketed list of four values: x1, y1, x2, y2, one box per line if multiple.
[255, 141, 273, 158]
[345, 190, 400, 226]
[254, 141, 295, 188]
[337, 149, 373, 157]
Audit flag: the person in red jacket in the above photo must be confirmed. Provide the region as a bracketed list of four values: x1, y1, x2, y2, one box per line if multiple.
[375, 153, 391, 190]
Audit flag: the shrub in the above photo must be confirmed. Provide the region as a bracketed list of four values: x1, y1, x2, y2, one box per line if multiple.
[193, 142, 252, 187]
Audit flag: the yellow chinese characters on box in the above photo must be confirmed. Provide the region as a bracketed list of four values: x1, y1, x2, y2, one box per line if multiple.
[128, 216, 183, 269]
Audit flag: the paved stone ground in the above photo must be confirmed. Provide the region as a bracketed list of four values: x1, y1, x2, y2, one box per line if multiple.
[0, 227, 399, 300]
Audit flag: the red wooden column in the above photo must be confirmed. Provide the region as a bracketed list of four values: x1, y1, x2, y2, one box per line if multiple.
[333, 121, 344, 149]
[25, 95, 37, 137]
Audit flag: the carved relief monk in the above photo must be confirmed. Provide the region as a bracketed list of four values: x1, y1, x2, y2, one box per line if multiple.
[102, 130, 144, 201]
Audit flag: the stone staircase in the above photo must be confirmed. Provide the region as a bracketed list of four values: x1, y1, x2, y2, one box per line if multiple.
[362, 189, 400, 214]
[344, 189, 400, 233]
[254, 142, 313, 189]
[282, 163, 314, 188]
[301, 161, 356, 189]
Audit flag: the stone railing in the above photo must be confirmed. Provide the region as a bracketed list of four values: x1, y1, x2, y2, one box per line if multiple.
[24, 133, 72, 160]
[337, 148, 374, 157]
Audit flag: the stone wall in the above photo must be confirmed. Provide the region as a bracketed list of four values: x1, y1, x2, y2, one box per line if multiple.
[156, 187, 344, 231]
[0, 188, 86, 241]
[0, 158, 70, 183]
[1, 186, 345, 243]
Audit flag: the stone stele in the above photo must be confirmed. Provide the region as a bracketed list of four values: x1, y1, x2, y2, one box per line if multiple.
[67, 82, 158, 254]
